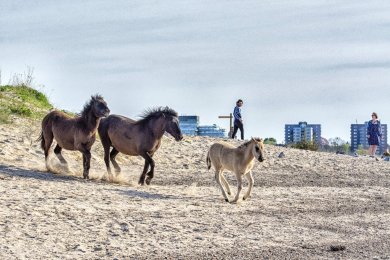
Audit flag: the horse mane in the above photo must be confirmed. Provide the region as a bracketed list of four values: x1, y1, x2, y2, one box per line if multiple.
[80, 94, 104, 118]
[137, 106, 178, 125]
[237, 138, 262, 149]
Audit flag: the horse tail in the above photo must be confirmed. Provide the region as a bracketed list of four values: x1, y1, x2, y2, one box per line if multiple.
[37, 112, 55, 151]
[206, 150, 211, 170]
[36, 131, 45, 150]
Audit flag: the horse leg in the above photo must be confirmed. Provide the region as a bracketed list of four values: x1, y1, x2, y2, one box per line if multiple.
[215, 169, 229, 202]
[145, 155, 155, 185]
[81, 150, 91, 179]
[110, 148, 121, 173]
[221, 174, 231, 195]
[139, 152, 154, 185]
[243, 171, 254, 200]
[103, 146, 113, 181]
[100, 135, 113, 181]
[54, 144, 68, 165]
[231, 173, 243, 203]
[138, 159, 150, 185]
[42, 131, 54, 171]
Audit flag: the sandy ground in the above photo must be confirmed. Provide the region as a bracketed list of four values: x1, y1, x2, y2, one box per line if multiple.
[0, 117, 390, 259]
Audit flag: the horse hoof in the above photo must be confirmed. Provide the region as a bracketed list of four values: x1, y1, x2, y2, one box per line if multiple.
[145, 178, 152, 185]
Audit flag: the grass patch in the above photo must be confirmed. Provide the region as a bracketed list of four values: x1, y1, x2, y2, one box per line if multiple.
[9, 104, 33, 116]
[0, 110, 10, 124]
[0, 85, 52, 110]
[0, 84, 53, 123]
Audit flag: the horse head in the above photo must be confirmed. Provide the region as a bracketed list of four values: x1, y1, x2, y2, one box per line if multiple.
[164, 114, 183, 141]
[251, 137, 264, 162]
[90, 95, 110, 118]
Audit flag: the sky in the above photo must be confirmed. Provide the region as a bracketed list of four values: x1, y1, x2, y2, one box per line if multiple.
[1, 0, 389, 143]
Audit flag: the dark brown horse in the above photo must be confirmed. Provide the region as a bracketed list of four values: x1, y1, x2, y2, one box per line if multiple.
[38, 95, 110, 179]
[98, 106, 183, 185]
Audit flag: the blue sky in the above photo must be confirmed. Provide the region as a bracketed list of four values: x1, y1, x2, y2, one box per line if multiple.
[1, 0, 389, 142]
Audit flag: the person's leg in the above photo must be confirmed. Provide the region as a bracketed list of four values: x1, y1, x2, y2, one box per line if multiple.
[236, 121, 244, 140]
[372, 145, 378, 155]
[232, 124, 238, 139]
[239, 123, 244, 140]
[369, 145, 374, 156]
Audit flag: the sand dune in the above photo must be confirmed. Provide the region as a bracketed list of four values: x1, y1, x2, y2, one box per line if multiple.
[0, 117, 390, 259]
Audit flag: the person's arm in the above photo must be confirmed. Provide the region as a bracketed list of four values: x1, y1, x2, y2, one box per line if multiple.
[233, 107, 242, 121]
[378, 121, 382, 137]
[367, 121, 371, 138]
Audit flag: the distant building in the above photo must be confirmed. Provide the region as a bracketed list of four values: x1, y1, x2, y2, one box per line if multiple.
[179, 115, 226, 137]
[350, 122, 388, 154]
[285, 121, 321, 144]
[198, 124, 226, 137]
[178, 115, 199, 135]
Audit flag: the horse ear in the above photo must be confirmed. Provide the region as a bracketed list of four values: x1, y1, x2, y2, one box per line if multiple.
[251, 137, 256, 142]
[252, 137, 262, 142]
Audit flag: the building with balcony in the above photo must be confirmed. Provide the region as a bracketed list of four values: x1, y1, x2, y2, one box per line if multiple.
[198, 124, 226, 137]
[178, 115, 199, 136]
[285, 121, 321, 144]
[179, 115, 226, 137]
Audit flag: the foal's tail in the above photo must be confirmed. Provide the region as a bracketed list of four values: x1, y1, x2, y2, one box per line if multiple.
[206, 150, 211, 170]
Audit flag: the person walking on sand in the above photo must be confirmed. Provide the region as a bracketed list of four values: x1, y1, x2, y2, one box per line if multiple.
[232, 99, 244, 140]
[367, 112, 382, 158]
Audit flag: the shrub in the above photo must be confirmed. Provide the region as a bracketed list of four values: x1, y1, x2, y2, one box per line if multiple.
[356, 144, 368, 155]
[264, 137, 277, 145]
[290, 141, 319, 151]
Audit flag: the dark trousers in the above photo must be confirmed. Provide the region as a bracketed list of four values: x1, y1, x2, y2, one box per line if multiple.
[232, 120, 244, 140]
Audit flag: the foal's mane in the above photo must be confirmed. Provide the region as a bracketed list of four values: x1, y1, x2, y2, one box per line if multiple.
[137, 106, 178, 126]
[237, 138, 262, 149]
[80, 94, 104, 118]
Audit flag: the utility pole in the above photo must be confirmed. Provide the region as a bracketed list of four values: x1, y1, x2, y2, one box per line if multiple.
[218, 113, 233, 138]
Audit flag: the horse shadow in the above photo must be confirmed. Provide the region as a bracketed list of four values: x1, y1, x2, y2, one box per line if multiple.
[0, 164, 183, 200]
[0, 164, 80, 183]
[113, 188, 182, 200]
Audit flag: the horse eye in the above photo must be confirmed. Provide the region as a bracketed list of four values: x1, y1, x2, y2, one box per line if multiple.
[255, 146, 260, 151]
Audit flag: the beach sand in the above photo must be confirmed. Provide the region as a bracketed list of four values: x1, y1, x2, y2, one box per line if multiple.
[0, 117, 389, 259]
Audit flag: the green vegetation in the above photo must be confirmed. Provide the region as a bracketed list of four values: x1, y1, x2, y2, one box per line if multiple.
[356, 144, 368, 155]
[322, 137, 351, 154]
[263, 137, 277, 145]
[290, 141, 319, 151]
[0, 84, 53, 123]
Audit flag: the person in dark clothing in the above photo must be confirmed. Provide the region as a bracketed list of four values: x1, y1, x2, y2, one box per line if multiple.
[367, 112, 382, 157]
[232, 99, 244, 140]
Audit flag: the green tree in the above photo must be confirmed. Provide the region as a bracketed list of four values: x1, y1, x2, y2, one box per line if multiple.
[326, 137, 350, 154]
[264, 137, 277, 145]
